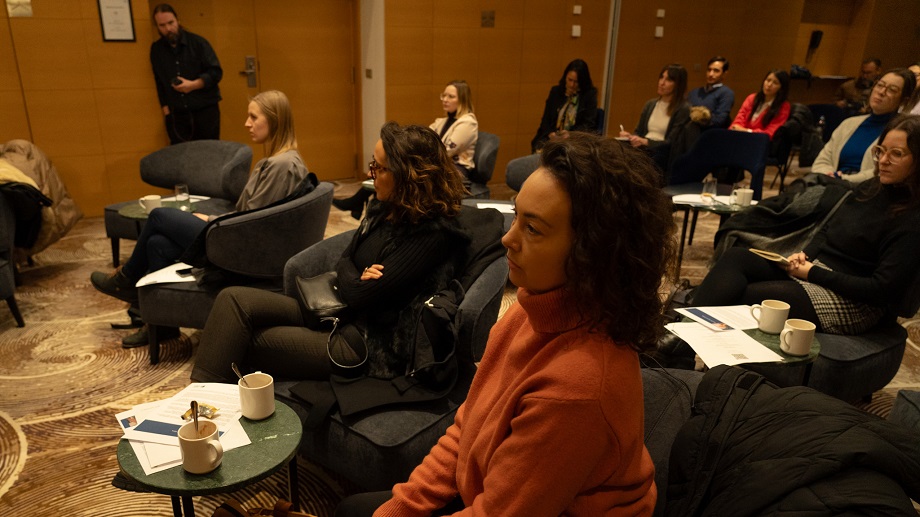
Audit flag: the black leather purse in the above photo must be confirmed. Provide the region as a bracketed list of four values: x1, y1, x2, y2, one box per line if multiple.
[294, 271, 350, 330]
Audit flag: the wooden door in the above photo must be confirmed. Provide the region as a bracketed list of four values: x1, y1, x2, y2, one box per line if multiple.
[149, 0, 359, 179]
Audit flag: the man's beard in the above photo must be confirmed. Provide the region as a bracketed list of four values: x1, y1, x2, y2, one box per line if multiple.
[166, 29, 180, 45]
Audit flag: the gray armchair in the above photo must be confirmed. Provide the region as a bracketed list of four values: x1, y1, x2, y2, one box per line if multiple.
[138, 182, 334, 364]
[467, 131, 499, 199]
[275, 227, 509, 490]
[104, 140, 253, 266]
[0, 193, 23, 327]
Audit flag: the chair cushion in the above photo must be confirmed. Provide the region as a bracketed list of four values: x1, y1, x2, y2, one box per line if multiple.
[275, 370, 472, 491]
[806, 321, 907, 401]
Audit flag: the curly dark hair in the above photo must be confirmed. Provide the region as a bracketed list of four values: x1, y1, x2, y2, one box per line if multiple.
[540, 133, 677, 351]
[379, 121, 467, 224]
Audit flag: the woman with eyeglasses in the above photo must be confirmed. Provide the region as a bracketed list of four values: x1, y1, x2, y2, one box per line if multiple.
[729, 69, 791, 139]
[191, 122, 470, 383]
[813, 68, 915, 183]
[333, 80, 477, 219]
[687, 115, 920, 336]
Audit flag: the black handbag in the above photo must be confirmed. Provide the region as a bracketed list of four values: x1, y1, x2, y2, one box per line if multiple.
[294, 271, 350, 330]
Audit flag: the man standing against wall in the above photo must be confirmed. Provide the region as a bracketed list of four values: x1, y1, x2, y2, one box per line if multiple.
[688, 56, 735, 129]
[834, 58, 881, 116]
[150, 4, 223, 145]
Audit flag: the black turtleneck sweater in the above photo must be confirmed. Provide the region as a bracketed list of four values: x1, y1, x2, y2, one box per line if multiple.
[804, 180, 920, 306]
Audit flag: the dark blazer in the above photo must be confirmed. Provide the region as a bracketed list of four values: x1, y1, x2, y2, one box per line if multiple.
[531, 85, 598, 153]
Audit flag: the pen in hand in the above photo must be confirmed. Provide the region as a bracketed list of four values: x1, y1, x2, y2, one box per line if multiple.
[619, 124, 625, 133]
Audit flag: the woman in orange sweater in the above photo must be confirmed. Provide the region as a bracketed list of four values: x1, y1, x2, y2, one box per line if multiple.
[337, 133, 676, 516]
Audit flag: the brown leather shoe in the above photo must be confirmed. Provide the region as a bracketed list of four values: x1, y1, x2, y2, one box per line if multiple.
[90, 268, 138, 304]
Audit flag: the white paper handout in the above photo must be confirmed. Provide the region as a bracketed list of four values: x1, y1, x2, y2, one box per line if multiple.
[117, 383, 252, 475]
[135, 262, 196, 287]
[676, 305, 759, 332]
[665, 322, 783, 367]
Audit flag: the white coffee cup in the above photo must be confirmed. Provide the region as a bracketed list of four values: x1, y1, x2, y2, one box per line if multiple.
[239, 372, 275, 420]
[730, 188, 754, 207]
[780, 318, 816, 356]
[750, 299, 790, 334]
[138, 195, 162, 214]
[178, 420, 223, 474]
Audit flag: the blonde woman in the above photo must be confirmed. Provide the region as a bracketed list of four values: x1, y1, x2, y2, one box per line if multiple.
[91, 90, 310, 343]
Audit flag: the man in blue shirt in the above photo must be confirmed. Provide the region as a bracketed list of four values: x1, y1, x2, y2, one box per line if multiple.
[688, 56, 735, 129]
[150, 4, 223, 145]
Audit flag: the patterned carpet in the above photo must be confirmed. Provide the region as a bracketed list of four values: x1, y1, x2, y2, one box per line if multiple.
[1, 172, 918, 515]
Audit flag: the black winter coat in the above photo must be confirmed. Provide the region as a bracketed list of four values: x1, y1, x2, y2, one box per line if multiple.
[665, 365, 920, 516]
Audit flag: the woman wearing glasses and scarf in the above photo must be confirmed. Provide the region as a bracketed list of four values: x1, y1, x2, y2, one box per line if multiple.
[813, 68, 915, 184]
[690, 115, 920, 336]
[191, 122, 472, 383]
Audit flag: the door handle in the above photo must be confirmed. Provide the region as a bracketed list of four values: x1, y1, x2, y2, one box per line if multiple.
[239, 56, 257, 87]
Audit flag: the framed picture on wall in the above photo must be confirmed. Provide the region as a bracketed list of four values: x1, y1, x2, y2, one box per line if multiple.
[98, 0, 135, 42]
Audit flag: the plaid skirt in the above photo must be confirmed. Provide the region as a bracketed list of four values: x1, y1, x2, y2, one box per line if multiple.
[793, 261, 885, 335]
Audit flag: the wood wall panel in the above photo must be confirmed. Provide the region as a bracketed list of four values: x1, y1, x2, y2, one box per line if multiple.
[863, 0, 920, 71]
[95, 88, 163, 154]
[385, 0, 610, 186]
[0, 10, 30, 143]
[12, 19, 92, 91]
[25, 89, 104, 157]
[51, 155, 109, 216]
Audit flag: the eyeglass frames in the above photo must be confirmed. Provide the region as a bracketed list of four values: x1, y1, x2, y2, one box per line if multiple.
[871, 145, 911, 164]
[368, 159, 388, 178]
[873, 81, 902, 96]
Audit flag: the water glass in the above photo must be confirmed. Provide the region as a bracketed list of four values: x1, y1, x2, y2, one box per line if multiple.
[700, 179, 717, 206]
[175, 183, 191, 211]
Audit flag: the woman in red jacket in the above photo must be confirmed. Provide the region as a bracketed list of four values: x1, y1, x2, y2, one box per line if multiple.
[729, 69, 791, 139]
[337, 132, 677, 516]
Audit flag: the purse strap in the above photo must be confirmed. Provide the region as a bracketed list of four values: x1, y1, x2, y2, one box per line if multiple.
[324, 317, 369, 371]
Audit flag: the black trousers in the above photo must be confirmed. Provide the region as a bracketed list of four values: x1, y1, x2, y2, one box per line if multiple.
[693, 247, 821, 330]
[165, 103, 220, 145]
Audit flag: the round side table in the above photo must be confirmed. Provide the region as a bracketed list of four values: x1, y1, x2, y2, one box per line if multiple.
[117, 400, 303, 517]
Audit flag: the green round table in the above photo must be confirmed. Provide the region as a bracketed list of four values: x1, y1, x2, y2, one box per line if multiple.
[117, 400, 302, 517]
[744, 327, 821, 384]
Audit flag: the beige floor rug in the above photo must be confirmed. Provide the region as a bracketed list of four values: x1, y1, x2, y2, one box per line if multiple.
[1, 172, 918, 515]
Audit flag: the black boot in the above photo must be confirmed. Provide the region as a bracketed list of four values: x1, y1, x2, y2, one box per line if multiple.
[90, 268, 138, 304]
[643, 333, 697, 370]
[332, 190, 371, 220]
[122, 325, 181, 349]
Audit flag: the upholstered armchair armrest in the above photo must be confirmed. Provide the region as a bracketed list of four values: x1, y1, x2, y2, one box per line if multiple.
[205, 182, 333, 278]
[457, 256, 508, 363]
[283, 230, 354, 296]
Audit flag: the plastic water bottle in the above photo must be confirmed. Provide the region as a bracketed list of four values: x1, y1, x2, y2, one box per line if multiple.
[817, 115, 826, 140]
